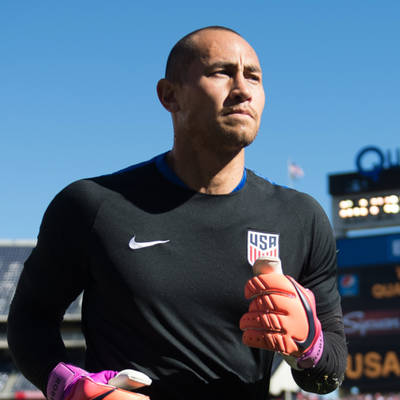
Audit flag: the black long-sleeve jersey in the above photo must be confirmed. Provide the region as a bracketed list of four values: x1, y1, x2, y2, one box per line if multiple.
[8, 153, 347, 400]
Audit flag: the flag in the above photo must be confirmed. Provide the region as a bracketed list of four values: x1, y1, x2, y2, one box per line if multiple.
[288, 161, 304, 180]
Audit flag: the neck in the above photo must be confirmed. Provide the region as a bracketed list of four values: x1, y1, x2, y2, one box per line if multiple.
[167, 146, 245, 195]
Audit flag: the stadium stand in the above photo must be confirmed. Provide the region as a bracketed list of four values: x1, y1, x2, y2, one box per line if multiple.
[0, 240, 85, 400]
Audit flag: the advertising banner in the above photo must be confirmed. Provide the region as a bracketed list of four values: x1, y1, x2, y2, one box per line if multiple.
[344, 344, 400, 392]
[338, 264, 400, 310]
[337, 235, 400, 391]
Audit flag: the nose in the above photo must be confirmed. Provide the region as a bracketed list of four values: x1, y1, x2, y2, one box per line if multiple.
[229, 73, 252, 103]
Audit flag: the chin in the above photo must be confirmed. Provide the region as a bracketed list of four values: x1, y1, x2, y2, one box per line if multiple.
[228, 125, 258, 143]
[218, 130, 258, 152]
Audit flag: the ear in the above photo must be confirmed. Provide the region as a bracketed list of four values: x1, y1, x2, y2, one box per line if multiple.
[157, 79, 180, 113]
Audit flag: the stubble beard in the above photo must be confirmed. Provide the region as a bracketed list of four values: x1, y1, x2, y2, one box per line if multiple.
[178, 114, 259, 157]
[213, 120, 259, 152]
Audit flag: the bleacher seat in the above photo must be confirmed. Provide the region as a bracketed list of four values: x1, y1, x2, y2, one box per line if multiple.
[0, 241, 83, 320]
[0, 245, 32, 319]
[0, 241, 85, 399]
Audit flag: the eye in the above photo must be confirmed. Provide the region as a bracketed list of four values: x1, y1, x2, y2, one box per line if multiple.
[247, 73, 261, 83]
[209, 70, 230, 77]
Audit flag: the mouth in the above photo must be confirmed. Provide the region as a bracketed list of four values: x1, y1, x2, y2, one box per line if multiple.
[223, 108, 254, 119]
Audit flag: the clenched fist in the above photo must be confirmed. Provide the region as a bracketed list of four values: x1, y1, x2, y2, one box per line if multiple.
[240, 257, 323, 368]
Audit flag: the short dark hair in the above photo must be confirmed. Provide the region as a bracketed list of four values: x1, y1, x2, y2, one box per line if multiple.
[165, 26, 241, 84]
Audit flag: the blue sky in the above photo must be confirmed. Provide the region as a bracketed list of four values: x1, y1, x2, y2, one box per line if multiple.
[1, 1, 399, 239]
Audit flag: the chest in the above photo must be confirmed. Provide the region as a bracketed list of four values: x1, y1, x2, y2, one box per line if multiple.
[88, 193, 307, 302]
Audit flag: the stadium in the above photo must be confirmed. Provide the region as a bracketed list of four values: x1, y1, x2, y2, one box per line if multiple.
[1, 146, 400, 400]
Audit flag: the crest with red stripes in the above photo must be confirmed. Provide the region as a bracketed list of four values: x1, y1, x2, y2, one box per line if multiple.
[247, 230, 279, 266]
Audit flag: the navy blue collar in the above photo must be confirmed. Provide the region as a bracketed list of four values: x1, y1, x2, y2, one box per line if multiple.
[155, 152, 246, 193]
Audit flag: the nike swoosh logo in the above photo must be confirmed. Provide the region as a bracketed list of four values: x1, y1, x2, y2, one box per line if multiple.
[129, 236, 170, 250]
[289, 278, 316, 352]
[92, 389, 116, 400]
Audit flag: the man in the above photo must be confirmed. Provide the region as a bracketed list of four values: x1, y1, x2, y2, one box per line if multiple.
[7, 26, 347, 400]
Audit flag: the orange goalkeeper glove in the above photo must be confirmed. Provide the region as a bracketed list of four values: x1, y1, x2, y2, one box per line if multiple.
[240, 257, 324, 369]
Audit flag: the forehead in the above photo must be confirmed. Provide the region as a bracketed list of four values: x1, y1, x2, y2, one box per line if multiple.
[190, 30, 261, 69]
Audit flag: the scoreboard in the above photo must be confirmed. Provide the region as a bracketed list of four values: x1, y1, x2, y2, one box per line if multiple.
[329, 146, 400, 237]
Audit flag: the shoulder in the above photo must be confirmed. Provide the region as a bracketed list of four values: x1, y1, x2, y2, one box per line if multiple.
[57, 157, 159, 204]
[53, 176, 116, 210]
[246, 169, 327, 220]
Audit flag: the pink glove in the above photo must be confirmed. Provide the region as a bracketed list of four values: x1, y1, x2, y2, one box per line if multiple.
[47, 363, 152, 400]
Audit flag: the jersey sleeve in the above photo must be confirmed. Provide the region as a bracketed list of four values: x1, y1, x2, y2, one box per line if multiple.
[291, 194, 348, 394]
[7, 181, 95, 393]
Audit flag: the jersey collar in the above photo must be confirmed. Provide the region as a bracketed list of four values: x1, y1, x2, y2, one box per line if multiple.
[155, 152, 246, 193]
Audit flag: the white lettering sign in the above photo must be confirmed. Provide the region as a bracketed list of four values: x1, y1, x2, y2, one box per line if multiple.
[344, 311, 400, 336]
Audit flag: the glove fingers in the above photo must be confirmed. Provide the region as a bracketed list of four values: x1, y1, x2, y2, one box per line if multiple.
[244, 273, 296, 299]
[240, 310, 308, 348]
[240, 311, 284, 333]
[242, 329, 301, 356]
[246, 296, 309, 340]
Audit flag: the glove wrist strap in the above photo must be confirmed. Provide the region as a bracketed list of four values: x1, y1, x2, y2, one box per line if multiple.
[47, 363, 86, 400]
[297, 331, 324, 369]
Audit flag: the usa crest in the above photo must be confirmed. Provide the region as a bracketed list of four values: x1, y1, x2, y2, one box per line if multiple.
[247, 230, 279, 266]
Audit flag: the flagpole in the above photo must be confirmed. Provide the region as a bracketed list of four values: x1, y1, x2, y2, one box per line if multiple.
[287, 158, 294, 188]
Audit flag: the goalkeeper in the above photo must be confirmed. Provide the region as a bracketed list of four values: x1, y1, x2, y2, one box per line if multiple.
[7, 26, 347, 400]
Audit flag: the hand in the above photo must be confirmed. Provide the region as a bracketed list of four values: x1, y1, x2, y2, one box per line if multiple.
[47, 363, 152, 400]
[240, 257, 324, 368]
